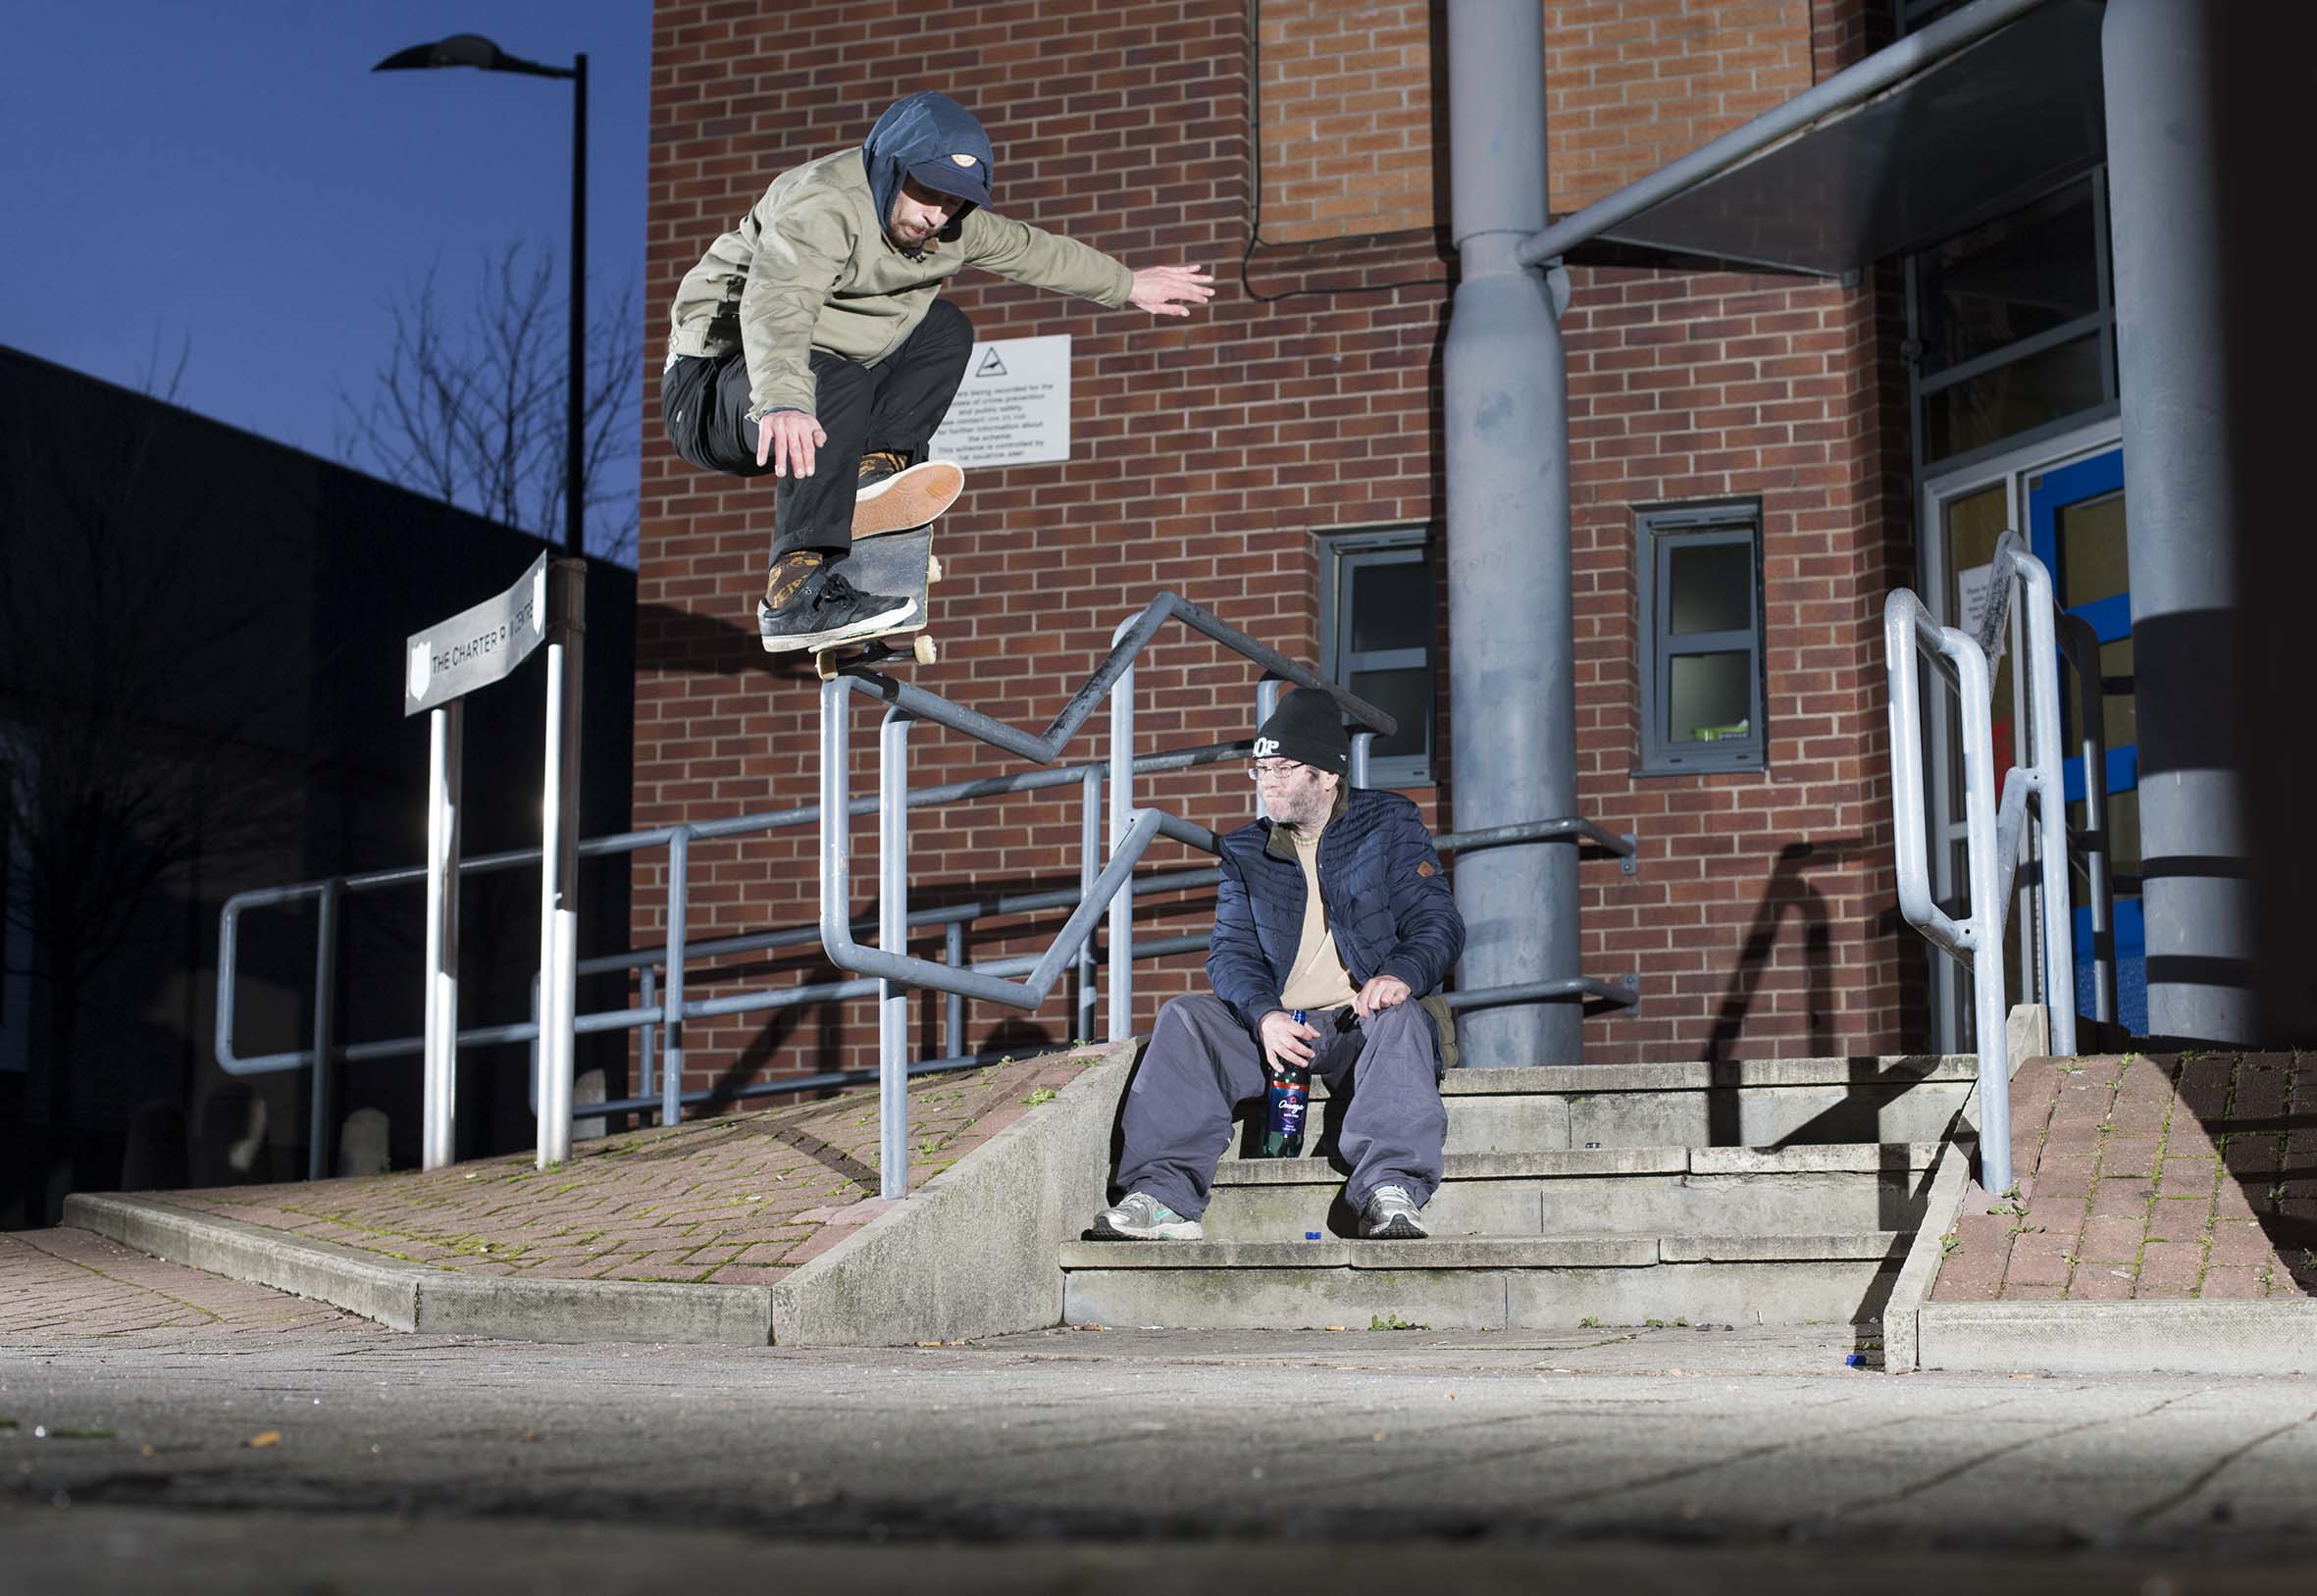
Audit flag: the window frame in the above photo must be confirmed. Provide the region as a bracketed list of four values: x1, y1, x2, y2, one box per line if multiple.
[1635, 499, 1768, 775]
[1317, 524, 1436, 790]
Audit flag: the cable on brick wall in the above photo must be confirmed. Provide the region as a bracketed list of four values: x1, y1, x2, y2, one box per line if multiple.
[1240, 0, 1452, 304]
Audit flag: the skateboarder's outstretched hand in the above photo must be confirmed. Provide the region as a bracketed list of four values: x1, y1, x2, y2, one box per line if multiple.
[757, 411, 828, 478]
[1128, 264, 1217, 318]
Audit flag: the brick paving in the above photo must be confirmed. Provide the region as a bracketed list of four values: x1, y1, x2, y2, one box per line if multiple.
[0, 1228, 378, 1339]
[144, 1051, 1099, 1288]
[1931, 1053, 2317, 1303]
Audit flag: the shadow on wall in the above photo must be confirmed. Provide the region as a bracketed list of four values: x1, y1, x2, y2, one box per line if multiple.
[1703, 838, 1859, 1066]
[636, 600, 821, 684]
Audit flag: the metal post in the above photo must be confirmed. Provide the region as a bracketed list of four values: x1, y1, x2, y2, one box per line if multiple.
[2103, 0, 2256, 1044]
[2059, 615, 2116, 1027]
[2015, 555, 2077, 1058]
[879, 707, 913, 1199]
[1078, 767, 1102, 1045]
[565, 52, 588, 557]
[638, 964, 658, 1101]
[945, 921, 966, 1062]
[308, 877, 340, 1181]
[662, 826, 688, 1127]
[1107, 615, 1136, 1041]
[536, 560, 586, 1168]
[1350, 730, 1372, 791]
[1445, 0, 1577, 1066]
[1956, 644, 2016, 1196]
[422, 699, 463, 1170]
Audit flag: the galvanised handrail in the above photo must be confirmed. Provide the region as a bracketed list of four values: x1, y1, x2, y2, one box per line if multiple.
[219, 590, 1645, 1184]
[1884, 534, 2100, 1196]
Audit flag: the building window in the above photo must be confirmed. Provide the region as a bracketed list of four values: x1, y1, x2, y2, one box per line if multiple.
[1636, 501, 1766, 774]
[1318, 527, 1435, 789]
[1908, 173, 2116, 467]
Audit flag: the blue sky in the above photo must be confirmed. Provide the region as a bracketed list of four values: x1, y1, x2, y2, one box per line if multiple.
[2, 0, 651, 557]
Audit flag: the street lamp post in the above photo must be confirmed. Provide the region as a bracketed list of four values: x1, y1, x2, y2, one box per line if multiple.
[375, 33, 589, 558]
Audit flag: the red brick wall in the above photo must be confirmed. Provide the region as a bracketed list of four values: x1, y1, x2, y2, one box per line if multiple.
[637, 0, 1917, 1099]
[1255, 0, 1818, 244]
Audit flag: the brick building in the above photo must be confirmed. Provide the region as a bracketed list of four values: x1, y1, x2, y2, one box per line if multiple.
[632, 0, 2154, 1096]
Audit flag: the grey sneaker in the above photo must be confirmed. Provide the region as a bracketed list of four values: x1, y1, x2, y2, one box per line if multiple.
[1359, 1184, 1427, 1239]
[756, 563, 915, 654]
[1089, 1192, 1204, 1241]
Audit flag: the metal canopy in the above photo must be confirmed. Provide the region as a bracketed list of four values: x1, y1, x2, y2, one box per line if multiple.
[1592, 0, 2106, 278]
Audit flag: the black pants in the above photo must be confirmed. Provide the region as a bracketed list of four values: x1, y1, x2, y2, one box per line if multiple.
[660, 298, 975, 560]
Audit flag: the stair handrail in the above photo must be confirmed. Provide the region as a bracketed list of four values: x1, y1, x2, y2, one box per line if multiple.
[215, 591, 1645, 1186]
[1884, 533, 2105, 1195]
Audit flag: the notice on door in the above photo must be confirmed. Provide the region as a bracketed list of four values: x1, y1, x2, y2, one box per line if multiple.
[1956, 562, 2007, 663]
[927, 334, 1070, 468]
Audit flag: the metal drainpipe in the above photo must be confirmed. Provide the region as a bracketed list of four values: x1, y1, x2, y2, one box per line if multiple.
[2102, 0, 2254, 1045]
[1443, 0, 1578, 1065]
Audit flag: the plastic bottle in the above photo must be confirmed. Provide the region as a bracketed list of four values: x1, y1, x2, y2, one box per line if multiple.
[1261, 1009, 1313, 1158]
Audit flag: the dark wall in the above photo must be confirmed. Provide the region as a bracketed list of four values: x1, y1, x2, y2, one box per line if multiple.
[0, 346, 637, 1225]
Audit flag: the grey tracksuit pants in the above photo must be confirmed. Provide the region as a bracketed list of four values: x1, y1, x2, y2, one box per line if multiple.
[1112, 993, 1448, 1219]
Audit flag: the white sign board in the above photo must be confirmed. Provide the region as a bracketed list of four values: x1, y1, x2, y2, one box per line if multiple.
[1956, 562, 2007, 664]
[404, 551, 550, 716]
[927, 334, 1071, 468]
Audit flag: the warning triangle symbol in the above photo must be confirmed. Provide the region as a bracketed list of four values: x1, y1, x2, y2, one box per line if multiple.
[974, 348, 1008, 379]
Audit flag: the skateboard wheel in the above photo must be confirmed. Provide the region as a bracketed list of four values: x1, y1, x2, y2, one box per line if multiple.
[913, 636, 938, 665]
[926, 554, 943, 584]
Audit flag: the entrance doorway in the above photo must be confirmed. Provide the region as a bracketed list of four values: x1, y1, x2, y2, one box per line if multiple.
[1918, 421, 2138, 1052]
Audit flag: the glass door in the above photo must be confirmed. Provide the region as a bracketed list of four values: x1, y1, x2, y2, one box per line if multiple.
[2027, 447, 2142, 1034]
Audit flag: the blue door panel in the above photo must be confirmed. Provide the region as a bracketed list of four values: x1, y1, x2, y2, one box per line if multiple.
[2069, 592, 2133, 643]
[2032, 446, 2140, 1032]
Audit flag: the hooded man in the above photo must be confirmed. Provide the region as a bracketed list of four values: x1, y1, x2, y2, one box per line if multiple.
[1093, 688, 1466, 1243]
[663, 91, 1215, 652]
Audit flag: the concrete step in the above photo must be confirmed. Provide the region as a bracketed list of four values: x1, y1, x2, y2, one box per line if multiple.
[1059, 1231, 1908, 1330]
[1373, 1055, 1975, 1152]
[1197, 1142, 1943, 1241]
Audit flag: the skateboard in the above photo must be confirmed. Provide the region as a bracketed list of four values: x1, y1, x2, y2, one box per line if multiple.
[810, 521, 944, 680]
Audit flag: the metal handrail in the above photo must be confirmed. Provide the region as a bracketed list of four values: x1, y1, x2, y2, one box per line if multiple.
[1883, 534, 2106, 1195]
[219, 590, 1644, 1184]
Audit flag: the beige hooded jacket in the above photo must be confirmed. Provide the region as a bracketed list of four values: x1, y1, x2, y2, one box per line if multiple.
[665, 147, 1133, 419]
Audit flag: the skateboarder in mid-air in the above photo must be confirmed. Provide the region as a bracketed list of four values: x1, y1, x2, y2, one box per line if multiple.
[661, 90, 1215, 653]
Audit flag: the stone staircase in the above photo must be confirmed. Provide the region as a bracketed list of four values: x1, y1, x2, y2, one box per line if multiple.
[1059, 1055, 1977, 1331]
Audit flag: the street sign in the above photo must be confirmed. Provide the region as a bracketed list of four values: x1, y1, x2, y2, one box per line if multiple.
[403, 552, 549, 716]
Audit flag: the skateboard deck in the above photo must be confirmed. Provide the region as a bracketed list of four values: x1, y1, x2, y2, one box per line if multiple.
[811, 522, 943, 679]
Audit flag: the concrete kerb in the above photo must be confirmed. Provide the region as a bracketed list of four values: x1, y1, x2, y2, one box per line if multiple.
[1920, 1299, 2317, 1375]
[767, 1036, 1139, 1345]
[61, 1191, 776, 1346]
[1880, 1003, 2034, 1374]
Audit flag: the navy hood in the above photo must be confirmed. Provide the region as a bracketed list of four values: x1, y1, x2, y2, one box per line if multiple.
[862, 91, 994, 254]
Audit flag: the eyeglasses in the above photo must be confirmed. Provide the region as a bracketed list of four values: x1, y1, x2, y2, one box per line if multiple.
[1247, 760, 1313, 784]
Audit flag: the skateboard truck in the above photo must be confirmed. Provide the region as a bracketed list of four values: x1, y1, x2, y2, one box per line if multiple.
[813, 631, 938, 680]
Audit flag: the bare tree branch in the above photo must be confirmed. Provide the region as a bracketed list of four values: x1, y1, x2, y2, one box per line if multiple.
[336, 240, 642, 562]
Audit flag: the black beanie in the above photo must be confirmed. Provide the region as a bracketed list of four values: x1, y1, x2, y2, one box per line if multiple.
[1252, 687, 1351, 776]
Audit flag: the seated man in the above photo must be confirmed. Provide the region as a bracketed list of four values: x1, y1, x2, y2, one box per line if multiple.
[1093, 687, 1465, 1242]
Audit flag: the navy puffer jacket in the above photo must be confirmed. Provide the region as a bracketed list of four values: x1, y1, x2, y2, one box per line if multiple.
[1206, 788, 1466, 1034]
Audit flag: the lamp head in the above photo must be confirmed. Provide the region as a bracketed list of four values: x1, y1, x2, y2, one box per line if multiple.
[373, 34, 506, 73]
